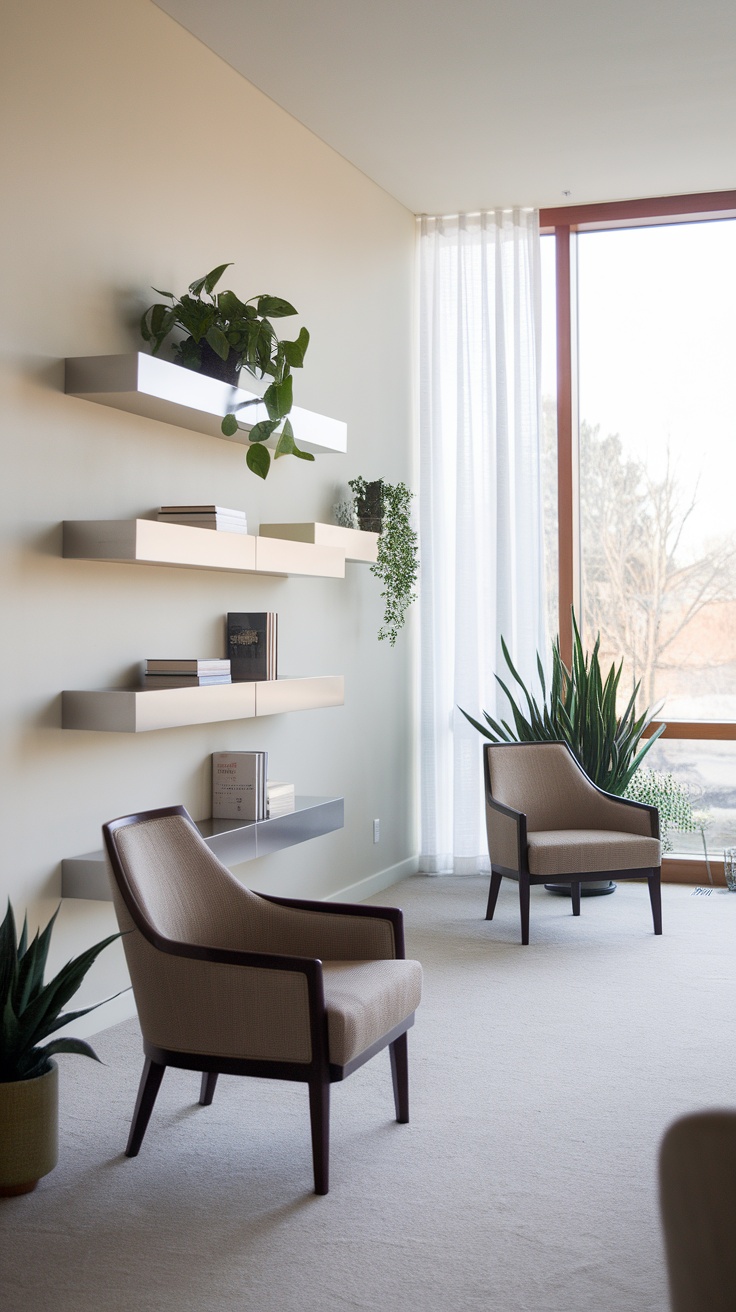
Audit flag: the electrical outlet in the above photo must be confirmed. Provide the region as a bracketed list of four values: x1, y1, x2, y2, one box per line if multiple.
[373, 818, 380, 843]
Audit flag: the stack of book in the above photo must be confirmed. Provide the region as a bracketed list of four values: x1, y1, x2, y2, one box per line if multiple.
[227, 612, 278, 682]
[212, 751, 267, 821]
[267, 781, 296, 819]
[157, 505, 248, 534]
[143, 659, 232, 689]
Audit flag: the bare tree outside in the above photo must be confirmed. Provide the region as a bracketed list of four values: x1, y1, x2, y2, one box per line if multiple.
[578, 421, 736, 709]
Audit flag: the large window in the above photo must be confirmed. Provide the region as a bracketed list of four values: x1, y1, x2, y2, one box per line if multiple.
[541, 193, 736, 865]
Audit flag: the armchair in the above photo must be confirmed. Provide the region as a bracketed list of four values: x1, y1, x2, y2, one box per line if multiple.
[102, 805, 422, 1194]
[483, 741, 662, 944]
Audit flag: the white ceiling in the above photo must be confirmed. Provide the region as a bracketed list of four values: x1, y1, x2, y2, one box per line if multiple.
[154, 0, 736, 215]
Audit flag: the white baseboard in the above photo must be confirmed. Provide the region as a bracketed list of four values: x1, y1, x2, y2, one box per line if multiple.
[327, 855, 420, 903]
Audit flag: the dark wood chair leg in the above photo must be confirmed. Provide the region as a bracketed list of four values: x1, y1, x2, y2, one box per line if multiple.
[199, 1072, 218, 1106]
[308, 1077, 330, 1195]
[571, 882, 581, 916]
[126, 1058, 165, 1157]
[648, 870, 663, 935]
[486, 870, 503, 920]
[389, 1032, 409, 1124]
[519, 874, 531, 945]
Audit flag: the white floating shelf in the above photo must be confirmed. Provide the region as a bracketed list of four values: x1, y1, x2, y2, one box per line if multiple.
[260, 522, 379, 563]
[64, 353, 347, 456]
[63, 519, 345, 578]
[61, 796, 345, 900]
[61, 676, 344, 733]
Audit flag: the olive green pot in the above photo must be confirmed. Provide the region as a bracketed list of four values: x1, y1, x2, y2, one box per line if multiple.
[0, 1060, 58, 1196]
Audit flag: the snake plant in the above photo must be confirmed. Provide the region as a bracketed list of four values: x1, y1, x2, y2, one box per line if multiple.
[461, 612, 665, 795]
[0, 902, 120, 1082]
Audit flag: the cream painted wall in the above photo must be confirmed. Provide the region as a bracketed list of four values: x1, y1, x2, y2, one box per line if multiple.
[0, 0, 417, 1027]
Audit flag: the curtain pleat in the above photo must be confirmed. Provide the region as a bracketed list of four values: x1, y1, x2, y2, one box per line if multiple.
[419, 210, 546, 874]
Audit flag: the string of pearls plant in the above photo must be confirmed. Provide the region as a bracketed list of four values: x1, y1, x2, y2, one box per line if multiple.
[346, 477, 419, 646]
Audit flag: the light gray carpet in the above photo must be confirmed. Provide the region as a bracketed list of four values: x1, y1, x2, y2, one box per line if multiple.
[3, 877, 735, 1312]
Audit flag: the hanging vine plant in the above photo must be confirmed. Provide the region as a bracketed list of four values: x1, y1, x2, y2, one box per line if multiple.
[349, 477, 419, 646]
[140, 263, 313, 479]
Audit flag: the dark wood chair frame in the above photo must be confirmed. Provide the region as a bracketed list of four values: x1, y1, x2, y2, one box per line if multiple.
[103, 805, 414, 1195]
[483, 743, 663, 946]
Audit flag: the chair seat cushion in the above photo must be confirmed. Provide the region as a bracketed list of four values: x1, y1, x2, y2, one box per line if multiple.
[526, 829, 661, 877]
[322, 959, 422, 1067]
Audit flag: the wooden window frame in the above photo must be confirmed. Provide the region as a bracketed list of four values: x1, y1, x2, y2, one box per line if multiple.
[540, 190, 736, 742]
[541, 192, 736, 881]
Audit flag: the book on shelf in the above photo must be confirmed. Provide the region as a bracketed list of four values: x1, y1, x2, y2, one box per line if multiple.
[227, 612, 278, 682]
[142, 674, 232, 688]
[267, 781, 296, 819]
[212, 751, 267, 821]
[157, 505, 248, 534]
[146, 659, 231, 675]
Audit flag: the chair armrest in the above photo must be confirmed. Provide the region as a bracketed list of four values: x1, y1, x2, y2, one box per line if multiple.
[574, 779, 661, 839]
[485, 795, 525, 872]
[257, 893, 404, 959]
[123, 932, 327, 1065]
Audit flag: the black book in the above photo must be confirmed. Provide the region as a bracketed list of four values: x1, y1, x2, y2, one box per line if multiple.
[227, 612, 277, 682]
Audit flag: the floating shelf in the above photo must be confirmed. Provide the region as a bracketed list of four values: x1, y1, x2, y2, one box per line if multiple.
[260, 522, 379, 564]
[64, 353, 347, 456]
[61, 796, 345, 900]
[63, 519, 345, 578]
[61, 676, 344, 733]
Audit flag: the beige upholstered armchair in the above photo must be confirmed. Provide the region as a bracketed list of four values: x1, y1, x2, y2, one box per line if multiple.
[102, 805, 422, 1195]
[483, 742, 662, 944]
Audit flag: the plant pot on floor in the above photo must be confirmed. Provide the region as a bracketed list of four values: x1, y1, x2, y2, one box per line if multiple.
[0, 1060, 58, 1196]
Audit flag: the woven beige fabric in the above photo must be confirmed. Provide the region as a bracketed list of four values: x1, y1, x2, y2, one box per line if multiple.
[660, 1111, 736, 1312]
[527, 829, 661, 876]
[486, 744, 655, 837]
[485, 802, 520, 870]
[322, 960, 422, 1066]
[113, 816, 396, 959]
[106, 812, 420, 1065]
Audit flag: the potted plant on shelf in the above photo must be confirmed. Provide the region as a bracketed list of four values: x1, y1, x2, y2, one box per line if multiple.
[461, 612, 666, 894]
[348, 477, 419, 646]
[140, 263, 313, 480]
[0, 902, 120, 1196]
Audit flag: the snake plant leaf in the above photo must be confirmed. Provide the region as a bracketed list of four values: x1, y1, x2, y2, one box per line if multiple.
[460, 610, 665, 795]
[43, 1037, 102, 1063]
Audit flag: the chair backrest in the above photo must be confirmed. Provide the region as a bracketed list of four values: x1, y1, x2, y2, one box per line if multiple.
[103, 806, 267, 952]
[660, 1111, 736, 1312]
[485, 741, 652, 835]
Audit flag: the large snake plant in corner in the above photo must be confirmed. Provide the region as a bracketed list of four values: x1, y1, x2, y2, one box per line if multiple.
[461, 613, 666, 796]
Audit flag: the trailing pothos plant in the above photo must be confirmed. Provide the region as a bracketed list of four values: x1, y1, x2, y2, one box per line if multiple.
[0, 902, 121, 1083]
[349, 477, 419, 646]
[460, 612, 665, 795]
[140, 263, 313, 479]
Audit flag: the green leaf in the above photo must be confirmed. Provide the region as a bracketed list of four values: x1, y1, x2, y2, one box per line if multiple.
[248, 419, 279, 444]
[264, 375, 293, 421]
[274, 418, 296, 458]
[246, 442, 271, 479]
[282, 327, 310, 368]
[218, 289, 247, 319]
[256, 295, 297, 318]
[203, 263, 232, 295]
[43, 1037, 102, 1063]
[221, 413, 239, 437]
[151, 287, 174, 299]
[205, 324, 230, 360]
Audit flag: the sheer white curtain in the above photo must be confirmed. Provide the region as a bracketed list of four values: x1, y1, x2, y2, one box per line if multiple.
[419, 209, 546, 874]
